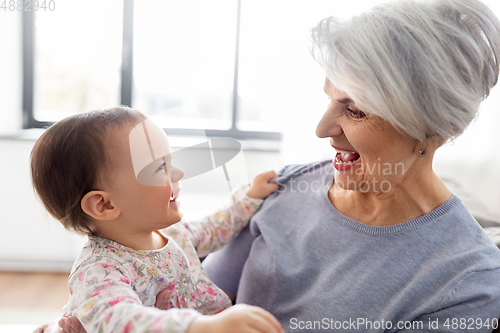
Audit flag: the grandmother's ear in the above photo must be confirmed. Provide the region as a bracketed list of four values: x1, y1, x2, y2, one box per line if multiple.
[81, 191, 120, 221]
[415, 136, 446, 156]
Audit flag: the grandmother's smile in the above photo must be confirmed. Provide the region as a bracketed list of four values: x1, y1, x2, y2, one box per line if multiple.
[332, 145, 361, 171]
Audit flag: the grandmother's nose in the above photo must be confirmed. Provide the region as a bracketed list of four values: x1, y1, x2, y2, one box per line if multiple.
[315, 110, 343, 138]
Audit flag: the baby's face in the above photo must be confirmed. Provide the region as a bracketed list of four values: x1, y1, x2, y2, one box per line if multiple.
[102, 119, 184, 232]
[129, 119, 182, 187]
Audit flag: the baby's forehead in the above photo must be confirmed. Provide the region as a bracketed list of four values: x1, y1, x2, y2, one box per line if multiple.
[128, 119, 171, 177]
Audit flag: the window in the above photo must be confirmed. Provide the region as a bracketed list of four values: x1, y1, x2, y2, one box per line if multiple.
[22, 0, 282, 143]
[21, 0, 500, 153]
[21, 0, 390, 145]
[31, 1, 122, 124]
[133, 0, 237, 133]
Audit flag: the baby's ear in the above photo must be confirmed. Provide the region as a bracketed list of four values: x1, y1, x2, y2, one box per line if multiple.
[81, 191, 120, 221]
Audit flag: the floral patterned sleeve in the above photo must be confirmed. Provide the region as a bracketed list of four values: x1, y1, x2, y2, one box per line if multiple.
[67, 258, 201, 333]
[182, 184, 263, 258]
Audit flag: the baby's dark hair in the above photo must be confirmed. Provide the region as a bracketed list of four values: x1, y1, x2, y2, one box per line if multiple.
[30, 107, 146, 236]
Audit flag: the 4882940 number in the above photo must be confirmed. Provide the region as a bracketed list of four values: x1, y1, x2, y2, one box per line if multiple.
[1, 0, 55, 11]
[443, 317, 499, 330]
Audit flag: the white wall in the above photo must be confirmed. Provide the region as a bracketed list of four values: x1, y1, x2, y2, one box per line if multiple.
[0, 138, 85, 271]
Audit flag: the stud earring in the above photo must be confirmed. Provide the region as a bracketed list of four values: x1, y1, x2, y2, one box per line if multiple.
[419, 149, 426, 155]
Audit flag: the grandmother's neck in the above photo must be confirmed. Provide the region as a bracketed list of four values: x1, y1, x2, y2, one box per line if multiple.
[328, 171, 452, 227]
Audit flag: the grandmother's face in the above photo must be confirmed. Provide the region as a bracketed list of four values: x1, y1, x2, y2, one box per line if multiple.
[317, 79, 420, 193]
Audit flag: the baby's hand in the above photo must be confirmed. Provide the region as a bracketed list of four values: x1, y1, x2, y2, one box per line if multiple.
[246, 171, 279, 200]
[187, 304, 284, 333]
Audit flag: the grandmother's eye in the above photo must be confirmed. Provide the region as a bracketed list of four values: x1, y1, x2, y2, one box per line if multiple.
[346, 107, 366, 119]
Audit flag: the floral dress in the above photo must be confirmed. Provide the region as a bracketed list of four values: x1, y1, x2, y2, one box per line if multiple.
[64, 185, 262, 333]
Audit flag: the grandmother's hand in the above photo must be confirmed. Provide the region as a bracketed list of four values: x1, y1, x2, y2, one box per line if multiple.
[154, 288, 172, 310]
[58, 316, 85, 333]
[32, 320, 63, 333]
[31, 316, 86, 333]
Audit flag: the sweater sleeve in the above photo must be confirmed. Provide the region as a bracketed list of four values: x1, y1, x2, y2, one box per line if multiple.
[68, 260, 201, 333]
[396, 268, 500, 333]
[183, 184, 263, 258]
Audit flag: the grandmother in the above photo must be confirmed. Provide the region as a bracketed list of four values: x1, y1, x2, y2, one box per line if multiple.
[37, 0, 500, 332]
[203, 0, 500, 331]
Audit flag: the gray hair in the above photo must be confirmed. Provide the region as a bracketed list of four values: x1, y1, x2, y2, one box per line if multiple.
[311, 0, 500, 142]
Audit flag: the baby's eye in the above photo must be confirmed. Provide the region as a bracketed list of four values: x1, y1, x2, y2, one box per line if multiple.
[346, 107, 366, 119]
[155, 163, 166, 173]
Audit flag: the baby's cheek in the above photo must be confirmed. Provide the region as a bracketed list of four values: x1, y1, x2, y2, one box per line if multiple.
[165, 183, 172, 199]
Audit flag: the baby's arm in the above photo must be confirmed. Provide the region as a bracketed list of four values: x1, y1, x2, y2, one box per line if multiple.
[41, 280, 283, 333]
[185, 171, 278, 258]
[39, 291, 282, 333]
[41, 303, 283, 333]
[53, 303, 283, 333]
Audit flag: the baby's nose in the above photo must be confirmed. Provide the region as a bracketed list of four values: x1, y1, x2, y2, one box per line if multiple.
[169, 166, 184, 183]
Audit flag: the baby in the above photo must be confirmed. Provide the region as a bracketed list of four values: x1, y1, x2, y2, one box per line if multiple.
[30, 107, 283, 333]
